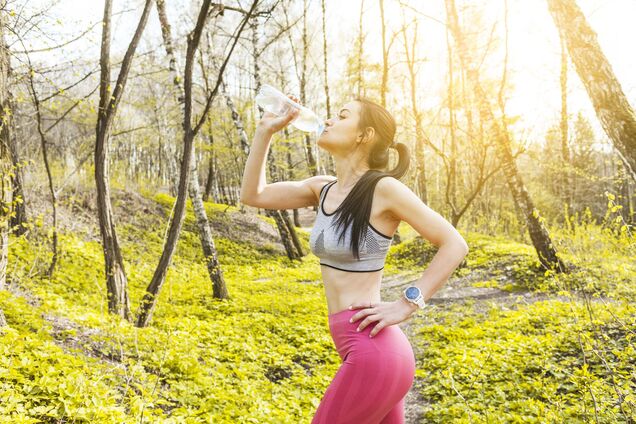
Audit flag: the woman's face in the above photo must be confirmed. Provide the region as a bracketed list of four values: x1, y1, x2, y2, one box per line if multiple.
[317, 101, 363, 152]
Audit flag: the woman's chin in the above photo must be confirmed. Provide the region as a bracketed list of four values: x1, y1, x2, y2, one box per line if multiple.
[316, 138, 333, 153]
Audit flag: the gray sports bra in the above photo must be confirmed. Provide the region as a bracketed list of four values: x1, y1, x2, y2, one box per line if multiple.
[309, 179, 393, 272]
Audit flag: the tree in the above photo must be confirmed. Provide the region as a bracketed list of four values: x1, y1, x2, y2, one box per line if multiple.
[399, 14, 428, 204]
[7, 93, 25, 236]
[445, 0, 566, 272]
[95, 0, 155, 319]
[154, 0, 229, 301]
[547, 0, 636, 182]
[26, 60, 59, 276]
[249, 9, 303, 261]
[136, 0, 258, 328]
[379, 0, 388, 107]
[0, 0, 12, 325]
[320, 0, 332, 128]
[558, 25, 572, 210]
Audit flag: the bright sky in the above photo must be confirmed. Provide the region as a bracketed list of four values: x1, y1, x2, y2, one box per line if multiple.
[333, 0, 636, 150]
[14, 0, 636, 150]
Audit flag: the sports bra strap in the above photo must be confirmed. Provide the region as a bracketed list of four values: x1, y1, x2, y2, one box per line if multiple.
[319, 180, 337, 206]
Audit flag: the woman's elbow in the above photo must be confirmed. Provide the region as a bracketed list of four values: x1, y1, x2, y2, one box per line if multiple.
[240, 196, 258, 207]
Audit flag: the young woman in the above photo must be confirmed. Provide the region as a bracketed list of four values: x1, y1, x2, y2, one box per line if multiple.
[240, 94, 469, 423]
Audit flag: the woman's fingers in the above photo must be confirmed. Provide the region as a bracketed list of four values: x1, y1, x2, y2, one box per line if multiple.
[356, 315, 380, 332]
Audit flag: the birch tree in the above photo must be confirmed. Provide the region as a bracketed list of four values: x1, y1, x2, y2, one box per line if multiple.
[154, 0, 229, 300]
[136, 0, 258, 327]
[445, 0, 566, 272]
[547, 0, 636, 182]
[0, 0, 11, 292]
[399, 15, 428, 203]
[0, 0, 12, 325]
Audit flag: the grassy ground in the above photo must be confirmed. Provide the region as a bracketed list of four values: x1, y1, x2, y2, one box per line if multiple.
[1, 191, 634, 423]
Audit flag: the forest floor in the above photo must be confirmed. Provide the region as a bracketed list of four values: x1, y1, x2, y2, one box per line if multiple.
[263, 203, 632, 422]
[382, 268, 620, 423]
[2, 187, 635, 423]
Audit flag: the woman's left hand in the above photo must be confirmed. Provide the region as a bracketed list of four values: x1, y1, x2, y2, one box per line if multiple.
[348, 299, 418, 337]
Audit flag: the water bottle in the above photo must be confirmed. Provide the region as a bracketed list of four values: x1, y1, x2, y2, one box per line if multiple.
[255, 84, 325, 136]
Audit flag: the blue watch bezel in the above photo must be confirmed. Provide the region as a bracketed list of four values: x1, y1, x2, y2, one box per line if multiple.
[405, 286, 421, 300]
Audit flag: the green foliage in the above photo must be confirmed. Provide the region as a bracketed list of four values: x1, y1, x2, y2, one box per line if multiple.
[411, 299, 636, 422]
[1, 195, 336, 422]
[1, 192, 634, 422]
[0, 292, 130, 423]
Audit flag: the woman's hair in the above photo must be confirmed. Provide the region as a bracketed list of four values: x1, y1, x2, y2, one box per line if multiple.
[330, 97, 411, 260]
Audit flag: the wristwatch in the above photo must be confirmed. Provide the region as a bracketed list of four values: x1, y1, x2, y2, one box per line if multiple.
[403, 286, 426, 309]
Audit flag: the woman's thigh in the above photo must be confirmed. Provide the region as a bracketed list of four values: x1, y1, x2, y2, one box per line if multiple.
[311, 347, 415, 424]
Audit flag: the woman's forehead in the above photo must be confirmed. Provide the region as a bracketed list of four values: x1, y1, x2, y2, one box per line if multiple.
[339, 102, 360, 115]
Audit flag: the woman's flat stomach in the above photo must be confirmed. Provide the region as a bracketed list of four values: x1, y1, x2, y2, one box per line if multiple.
[321, 266, 384, 314]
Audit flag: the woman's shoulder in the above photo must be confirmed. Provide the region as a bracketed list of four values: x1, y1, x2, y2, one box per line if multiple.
[375, 175, 403, 193]
[315, 175, 337, 189]
[308, 175, 337, 203]
[375, 176, 420, 220]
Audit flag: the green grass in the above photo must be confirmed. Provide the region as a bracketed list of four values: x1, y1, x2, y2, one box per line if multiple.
[1, 193, 634, 423]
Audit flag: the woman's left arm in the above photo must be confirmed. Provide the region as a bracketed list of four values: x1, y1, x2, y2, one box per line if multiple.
[381, 176, 469, 301]
[350, 177, 469, 336]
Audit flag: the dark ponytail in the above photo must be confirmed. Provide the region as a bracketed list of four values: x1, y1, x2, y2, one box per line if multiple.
[330, 98, 411, 260]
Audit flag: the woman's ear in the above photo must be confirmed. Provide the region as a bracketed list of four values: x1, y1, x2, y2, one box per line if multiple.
[358, 127, 375, 144]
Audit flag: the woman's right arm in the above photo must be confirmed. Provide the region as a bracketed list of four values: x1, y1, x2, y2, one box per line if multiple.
[239, 125, 277, 206]
[240, 97, 332, 210]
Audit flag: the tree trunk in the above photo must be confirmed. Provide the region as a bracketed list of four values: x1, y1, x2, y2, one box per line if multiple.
[558, 27, 572, 212]
[220, 76, 250, 157]
[188, 151, 229, 299]
[401, 19, 428, 204]
[300, 0, 316, 177]
[446, 25, 459, 225]
[137, 0, 257, 328]
[1, 0, 12, 291]
[96, 0, 154, 319]
[155, 0, 229, 300]
[320, 0, 332, 119]
[547, 0, 636, 182]
[356, 0, 365, 98]
[379, 0, 388, 108]
[250, 15, 301, 260]
[286, 145, 302, 227]
[445, 0, 566, 273]
[8, 92, 26, 236]
[203, 115, 217, 202]
[27, 64, 58, 277]
[267, 137, 302, 259]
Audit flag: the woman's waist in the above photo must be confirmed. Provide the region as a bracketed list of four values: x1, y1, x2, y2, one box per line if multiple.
[323, 273, 382, 312]
[325, 290, 382, 317]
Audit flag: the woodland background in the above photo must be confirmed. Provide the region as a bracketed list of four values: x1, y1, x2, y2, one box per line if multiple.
[0, 0, 634, 422]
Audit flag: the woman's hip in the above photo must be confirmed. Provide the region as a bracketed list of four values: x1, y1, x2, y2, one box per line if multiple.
[327, 309, 415, 364]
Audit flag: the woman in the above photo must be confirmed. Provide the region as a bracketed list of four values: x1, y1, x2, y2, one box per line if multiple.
[240, 94, 469, 423]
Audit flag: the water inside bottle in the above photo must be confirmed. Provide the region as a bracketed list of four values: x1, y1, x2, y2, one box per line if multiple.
[255, 84, 325, 136]
[291, 107, 325, 135]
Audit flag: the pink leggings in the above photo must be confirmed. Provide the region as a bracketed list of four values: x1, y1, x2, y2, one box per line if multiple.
[311, 308, 416, 424]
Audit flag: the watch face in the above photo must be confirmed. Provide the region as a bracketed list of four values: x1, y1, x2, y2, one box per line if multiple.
[405, 286, 420, 300]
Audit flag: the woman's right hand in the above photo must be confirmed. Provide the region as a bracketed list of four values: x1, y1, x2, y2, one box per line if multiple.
[257, 94, 301, 134]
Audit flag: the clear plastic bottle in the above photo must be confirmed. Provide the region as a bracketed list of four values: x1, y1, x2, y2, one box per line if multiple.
[255, 84, 325, 136]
